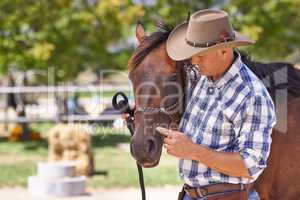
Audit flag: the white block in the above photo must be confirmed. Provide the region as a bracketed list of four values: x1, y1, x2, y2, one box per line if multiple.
[28, 176, 86, 197]
[37, 161, 76, 179]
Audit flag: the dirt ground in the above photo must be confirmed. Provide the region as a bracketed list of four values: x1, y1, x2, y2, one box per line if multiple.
[0, 186, 181, 200]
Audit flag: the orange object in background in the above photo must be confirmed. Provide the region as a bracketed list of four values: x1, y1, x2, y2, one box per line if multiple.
[9, 124, 23, 141]
[9, 124, 41, 141]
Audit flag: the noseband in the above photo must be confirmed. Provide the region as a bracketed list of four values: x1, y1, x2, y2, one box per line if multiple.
[135, 95, 183, 123]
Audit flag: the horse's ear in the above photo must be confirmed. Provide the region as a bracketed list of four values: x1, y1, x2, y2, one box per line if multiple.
[135, 20, 146, 44]
[186, 11, 191, 22]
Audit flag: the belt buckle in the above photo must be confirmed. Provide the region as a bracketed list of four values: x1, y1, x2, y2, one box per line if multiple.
[240, 183, 244, 190]
[196, 187, 208, 198]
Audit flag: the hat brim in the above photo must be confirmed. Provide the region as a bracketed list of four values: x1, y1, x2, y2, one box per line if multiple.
[166, 22, 255, 61]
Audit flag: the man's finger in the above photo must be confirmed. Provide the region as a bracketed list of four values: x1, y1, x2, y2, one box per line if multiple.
[164, 137, 173, 145]
[121, 114, 129, 120]
[163, 143, 171, 149]
[166, 149, 174, 156]
[156, 127, 172, 136]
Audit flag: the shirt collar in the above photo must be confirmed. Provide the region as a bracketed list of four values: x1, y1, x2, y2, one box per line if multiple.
[214, 51, 242, 89]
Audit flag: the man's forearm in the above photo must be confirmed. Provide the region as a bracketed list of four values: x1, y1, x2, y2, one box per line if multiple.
[189, 143, 252, 179]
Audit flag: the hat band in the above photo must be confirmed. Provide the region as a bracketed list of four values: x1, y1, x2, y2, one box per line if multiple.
[185, 34, 235, 48]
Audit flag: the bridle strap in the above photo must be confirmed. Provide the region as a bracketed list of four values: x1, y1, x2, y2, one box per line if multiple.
[135, 96, 183, 124]
[111, 62, 190, 200]
[112, 92, 146, 200]
[126, 115, 146, 200]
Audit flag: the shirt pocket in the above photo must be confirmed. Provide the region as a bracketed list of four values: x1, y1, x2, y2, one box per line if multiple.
[203, 111, 234, 137]
[194, 110, 235, 149]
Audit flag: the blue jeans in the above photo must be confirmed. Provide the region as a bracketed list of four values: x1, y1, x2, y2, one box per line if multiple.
[183, 189, 260, 200]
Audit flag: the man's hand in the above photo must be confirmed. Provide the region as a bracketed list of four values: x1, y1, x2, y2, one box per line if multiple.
[121, 113, 134, 121]
[156, 127, 195, 159]
[157, 127, 252, 179]
[121, 105, 136, 122]
[121, 113, 128, 120]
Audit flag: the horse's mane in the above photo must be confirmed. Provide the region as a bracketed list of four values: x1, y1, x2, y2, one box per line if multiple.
[239, 51, 300, 97]
[128, 21, 300, 98]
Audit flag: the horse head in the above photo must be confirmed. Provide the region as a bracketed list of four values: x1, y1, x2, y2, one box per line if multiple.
[127, 21, 186, 167]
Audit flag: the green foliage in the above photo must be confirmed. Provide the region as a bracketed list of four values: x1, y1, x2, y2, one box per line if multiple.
[224, 0, 300, 60]
[142, 0, 216, 26]
[1, 0, 299, 81]
[0, 0, 144, 80]
[142, 0, 300, 61]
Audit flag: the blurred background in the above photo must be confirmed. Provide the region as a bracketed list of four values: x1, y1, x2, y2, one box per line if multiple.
[0, 0, 299, 199]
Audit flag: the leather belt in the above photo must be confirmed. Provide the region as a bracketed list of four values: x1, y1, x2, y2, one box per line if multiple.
[183, 182, 254, 199]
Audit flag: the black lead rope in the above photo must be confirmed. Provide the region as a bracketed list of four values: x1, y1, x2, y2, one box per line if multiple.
[112, 92, 146, 200]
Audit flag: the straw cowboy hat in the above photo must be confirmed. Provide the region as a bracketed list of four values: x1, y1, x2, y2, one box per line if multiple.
[166, 9, 255, 61]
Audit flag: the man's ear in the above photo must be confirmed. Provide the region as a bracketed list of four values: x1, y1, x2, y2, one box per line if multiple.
[220, 48, 231, 56]
[135, 20, 147, 44]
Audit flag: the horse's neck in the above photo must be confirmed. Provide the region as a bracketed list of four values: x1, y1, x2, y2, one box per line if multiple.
[178, 63, 202, 116]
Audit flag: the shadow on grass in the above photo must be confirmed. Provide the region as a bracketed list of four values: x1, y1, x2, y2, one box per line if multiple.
[93, 170, 109, 176]
[0, 137, 48, 151]
[91, 134, 130, 148]
[23, 139, 48, 151]
[0, 137, 7, 143]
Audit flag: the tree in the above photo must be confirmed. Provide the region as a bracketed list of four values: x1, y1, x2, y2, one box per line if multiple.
[143, 0, 300, 61]
[224, 0, 300, 61]
[0, 0, 144, 81]
[1, 0, 299, 82]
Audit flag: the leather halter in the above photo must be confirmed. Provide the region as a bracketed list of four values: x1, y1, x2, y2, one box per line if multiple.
[112, 62, 196, 200]
[135, 95, 183, 124]
[132, 61, 189, 124]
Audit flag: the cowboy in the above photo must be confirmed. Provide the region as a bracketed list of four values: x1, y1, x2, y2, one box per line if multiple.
[156, 9, 276, 200]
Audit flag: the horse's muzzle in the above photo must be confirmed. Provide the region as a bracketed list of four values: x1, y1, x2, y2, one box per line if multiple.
[130, 133, 162, 167]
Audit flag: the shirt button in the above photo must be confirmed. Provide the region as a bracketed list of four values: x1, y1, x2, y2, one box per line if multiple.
[207, 87, 215, 95]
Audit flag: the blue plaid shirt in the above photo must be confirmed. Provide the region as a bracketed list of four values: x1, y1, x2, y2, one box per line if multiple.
[179, 52, 276, 186]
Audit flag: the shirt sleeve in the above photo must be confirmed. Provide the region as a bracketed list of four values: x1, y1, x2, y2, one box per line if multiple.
[236, 94, 276, 181]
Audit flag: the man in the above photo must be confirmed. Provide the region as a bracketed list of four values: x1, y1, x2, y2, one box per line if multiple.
[156, 9, 276, 200]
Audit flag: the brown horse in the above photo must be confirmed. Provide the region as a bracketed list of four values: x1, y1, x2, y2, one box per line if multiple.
[128, 21, 300, 200]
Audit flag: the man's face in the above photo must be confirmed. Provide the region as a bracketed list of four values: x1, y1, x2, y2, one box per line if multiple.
[191, 50, 223, 77]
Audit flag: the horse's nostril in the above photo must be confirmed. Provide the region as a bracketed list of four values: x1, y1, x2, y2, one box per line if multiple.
[146, 138, 157, 154]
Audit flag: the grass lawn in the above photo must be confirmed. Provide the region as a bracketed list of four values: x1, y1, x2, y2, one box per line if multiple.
[0, 125, 182, 188]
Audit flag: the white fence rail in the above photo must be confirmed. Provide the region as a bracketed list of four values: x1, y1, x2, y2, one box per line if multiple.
[0, 115, 121, 123]
[0, 85, 130, 124]
[0, 85, 131, 94]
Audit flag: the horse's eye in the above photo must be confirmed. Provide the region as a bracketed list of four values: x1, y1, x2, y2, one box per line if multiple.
[169, 74, 177, 81]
